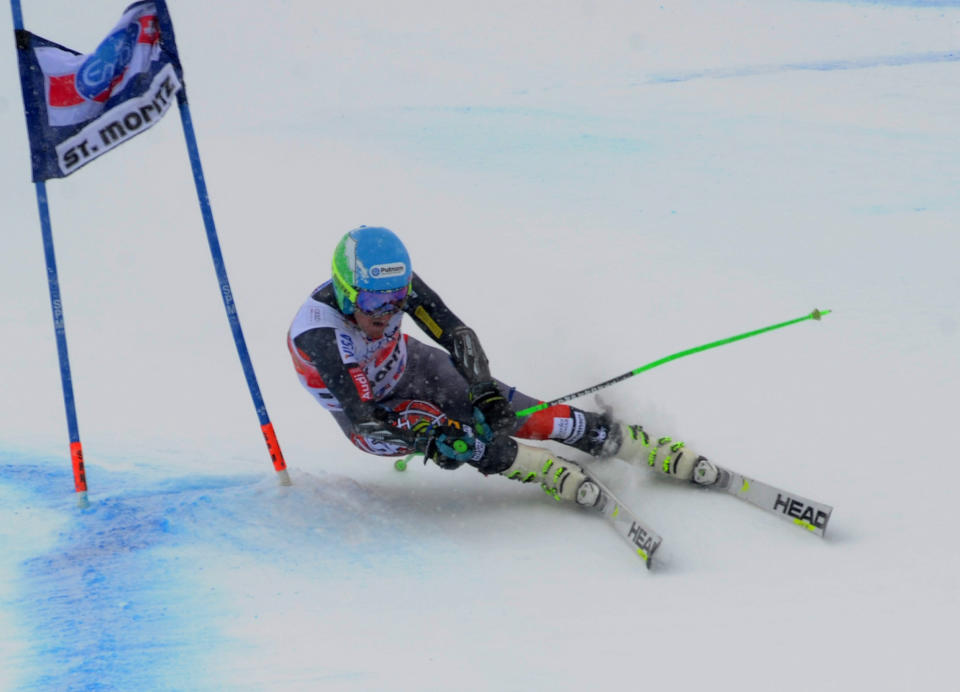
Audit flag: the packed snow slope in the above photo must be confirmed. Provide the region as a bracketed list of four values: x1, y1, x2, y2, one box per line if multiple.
[2, 1, 958, 690]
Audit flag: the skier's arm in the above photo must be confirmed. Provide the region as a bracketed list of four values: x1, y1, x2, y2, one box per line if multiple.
[406, 274, 515, 433]
[406, 273, 494, 384]
[294, 326, 476, 463]
[293, 327, 415, 446]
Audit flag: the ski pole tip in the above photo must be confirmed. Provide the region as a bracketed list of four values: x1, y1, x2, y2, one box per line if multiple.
[810, 308, 831, 321]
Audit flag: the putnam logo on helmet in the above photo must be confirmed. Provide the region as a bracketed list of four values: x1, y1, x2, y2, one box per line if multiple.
[369, 262, 407, 279]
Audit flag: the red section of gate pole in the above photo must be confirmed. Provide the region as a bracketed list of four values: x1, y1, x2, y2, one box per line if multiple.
[261, 422, 287, 472]
[70, 441, 87, 492]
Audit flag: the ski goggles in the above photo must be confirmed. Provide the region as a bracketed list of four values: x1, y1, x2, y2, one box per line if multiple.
[355, 286, 409, 316]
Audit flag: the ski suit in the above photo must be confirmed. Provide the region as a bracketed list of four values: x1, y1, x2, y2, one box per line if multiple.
[288, 274, 610, 466]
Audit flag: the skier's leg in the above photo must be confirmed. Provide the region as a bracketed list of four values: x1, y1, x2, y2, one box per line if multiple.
[511, 403, 618, 456]
[467, 436, 600, 506]
[394, 338, 612, 456]
[606, 423, 719, 485]
[503, 369, 717, 485]
[386, 338, 709, 490]
[336, 392, 599, 504]
[508, 389, 718, 485]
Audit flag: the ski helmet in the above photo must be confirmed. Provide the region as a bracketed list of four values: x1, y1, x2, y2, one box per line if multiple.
[331, 226, 412, 315]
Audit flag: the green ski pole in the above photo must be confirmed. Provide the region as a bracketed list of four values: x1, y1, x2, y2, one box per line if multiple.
[515, 308, 832, 419]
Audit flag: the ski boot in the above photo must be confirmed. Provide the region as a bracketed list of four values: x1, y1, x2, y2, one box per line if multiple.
[500, 443, 601, 507]
[608, 423, 719, 486]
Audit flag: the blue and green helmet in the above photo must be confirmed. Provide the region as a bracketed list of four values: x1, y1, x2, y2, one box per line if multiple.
[331, 226, 412, 316]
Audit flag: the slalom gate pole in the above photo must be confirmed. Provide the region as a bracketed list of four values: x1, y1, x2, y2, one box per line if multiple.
[34, 182, 89, 505]
[11, 0, 88, 506]
[174, 90, 291, 485]
[515, 309, 832, 418]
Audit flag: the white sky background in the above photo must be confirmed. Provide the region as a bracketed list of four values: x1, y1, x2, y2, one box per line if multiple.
[1, 1, 959, 690]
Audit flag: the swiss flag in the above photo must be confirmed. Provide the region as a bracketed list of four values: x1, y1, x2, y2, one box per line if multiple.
[43, 14, 159, 111]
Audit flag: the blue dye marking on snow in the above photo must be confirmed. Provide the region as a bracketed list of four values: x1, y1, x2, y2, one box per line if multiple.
[644, 50, 960, 85]
[2, 452, 425, 690]
[2, 458, 235, 690]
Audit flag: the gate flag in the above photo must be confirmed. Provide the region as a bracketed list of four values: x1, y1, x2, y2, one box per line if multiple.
[15, 1, 183, 181]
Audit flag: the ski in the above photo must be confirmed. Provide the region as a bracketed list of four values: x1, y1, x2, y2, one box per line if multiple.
[705, 464, 833, 537]
[581, 467, 662, 568]
[594, 399, 833, 539]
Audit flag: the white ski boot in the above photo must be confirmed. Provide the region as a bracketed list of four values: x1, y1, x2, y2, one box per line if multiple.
[500, 443, 601, 506]
[611, 423, 719, 486]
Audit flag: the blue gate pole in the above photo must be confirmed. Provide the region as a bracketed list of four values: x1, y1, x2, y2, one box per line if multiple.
[174, 90, 291, 485]
[12, 0, 89, 506]
[36, 183, 90, 505]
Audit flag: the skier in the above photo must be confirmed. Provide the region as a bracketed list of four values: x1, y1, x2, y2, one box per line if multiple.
[288, 226, 719, 506]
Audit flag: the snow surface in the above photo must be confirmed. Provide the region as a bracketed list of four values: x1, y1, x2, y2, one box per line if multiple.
[2, 1, 959, 690]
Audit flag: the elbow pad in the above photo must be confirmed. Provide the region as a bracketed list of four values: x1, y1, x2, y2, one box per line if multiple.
[450, 326, 491, 383]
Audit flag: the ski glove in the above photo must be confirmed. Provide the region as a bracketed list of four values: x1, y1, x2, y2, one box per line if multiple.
[417, 424, 478, 468]
[469, 382, 515, 441]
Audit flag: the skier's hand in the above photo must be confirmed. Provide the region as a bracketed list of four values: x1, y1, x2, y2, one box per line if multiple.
[469, 382, 515, 440]
[418, 424, 477, 468]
